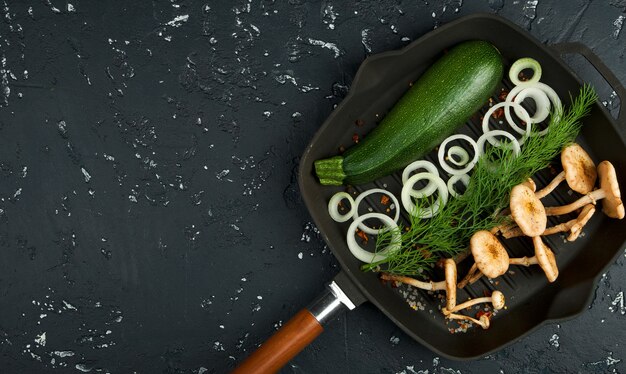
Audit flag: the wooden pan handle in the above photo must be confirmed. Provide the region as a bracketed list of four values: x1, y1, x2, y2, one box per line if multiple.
[231, 309, 323, 374]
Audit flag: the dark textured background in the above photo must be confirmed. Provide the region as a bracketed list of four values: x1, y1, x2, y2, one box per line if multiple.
[0, 1, 625, 373]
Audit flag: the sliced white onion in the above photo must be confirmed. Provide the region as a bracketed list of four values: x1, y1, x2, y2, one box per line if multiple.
[512, 87, 551, 123]
[401, 160, 440, 197]
[477, 130, 521, 157]
[505, 82, 562, 136]
[437, 134, 479, 176]
[505, 85, 548, 130]
[509, 57, 542, 86]
[447, 146, 470, 166]
[353, 188, 400, 235]
[328, 192, 356, 223]
[533, 82, 563, 130]
[447, 174, 470, 198]
[346, 212, 401, 263]
[401, 173, 449, 219]
[482, 102, 531, 145]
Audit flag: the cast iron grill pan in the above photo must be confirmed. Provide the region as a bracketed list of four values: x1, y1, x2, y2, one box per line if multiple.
[298, 14, 626, 359]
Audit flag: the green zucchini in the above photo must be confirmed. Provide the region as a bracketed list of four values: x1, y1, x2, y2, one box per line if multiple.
[314, 40, 504, 186]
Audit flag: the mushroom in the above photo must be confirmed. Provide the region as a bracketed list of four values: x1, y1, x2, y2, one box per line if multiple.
[507, 190, 560, 282]
[446, 312, 490, 330]
[470, 230, 510, 279]
[508, 236, 559, 282]
[501, 204, 596, 241]
[458, 230, 510, 288]
[492, 180, 547, 236]
[535, 143, 597, 199]
[544, 161, 624, 219]
[380, 258, 457, 310]
[510, 184, 547, 236]
[443, 290, 505, 315]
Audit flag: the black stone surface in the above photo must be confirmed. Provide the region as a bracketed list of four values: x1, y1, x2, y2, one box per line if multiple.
[0, 1, 625, 373]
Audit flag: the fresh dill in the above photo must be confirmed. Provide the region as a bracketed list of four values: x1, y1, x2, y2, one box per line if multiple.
[362, 85, 598, 276]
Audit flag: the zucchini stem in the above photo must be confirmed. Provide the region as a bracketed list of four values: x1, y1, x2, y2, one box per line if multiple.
[314, 156, 346, 186]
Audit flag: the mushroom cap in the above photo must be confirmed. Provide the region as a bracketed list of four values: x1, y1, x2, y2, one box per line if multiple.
[491, 290, 506, 310]
[470, 230, 510, 279]
[443, 258, 458, 310]
[532, 237, 558, 282]
[510, 184, 547, 236]
[561, 143, 597, 194]
[597, 161, 625, 219]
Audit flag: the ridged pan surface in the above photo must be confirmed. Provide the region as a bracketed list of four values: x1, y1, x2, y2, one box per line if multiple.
[298, 14, 626, 359]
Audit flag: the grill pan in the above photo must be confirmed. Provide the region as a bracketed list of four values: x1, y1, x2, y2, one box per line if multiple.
[233, 13, 626, 372]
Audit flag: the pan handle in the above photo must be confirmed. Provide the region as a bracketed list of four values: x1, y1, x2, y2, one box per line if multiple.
[551, 42, 626, 123]
[231, 280, 357, 374]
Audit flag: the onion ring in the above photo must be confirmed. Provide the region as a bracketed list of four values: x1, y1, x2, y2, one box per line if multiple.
[437, 134, 479, 176]
[477, 130, 522, 157]
[401, 173, 449, 219]
[509, 57, 542, 86]
[401, 160, 440, 197]
[346, 213, 401, 263]
[447, 146, 470, 166]
[505, 82, 562, 135]
[482, 102, 531, 146]
[353, 188, 400, 235]
[328, 192, 356, 223]
[513, 87, 551, 123]
[447, 174, 470, 198]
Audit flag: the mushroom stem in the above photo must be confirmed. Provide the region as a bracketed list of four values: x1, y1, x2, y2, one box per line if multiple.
[380, 259, 457, 310]
[534, 171, 565, 199]
[508, 256, 538, 266]
[443, 291, 505, 315]
[508, 237, 559, 282]
[545, 189, 605, 216]
[436, 249, 471, 268]
[457, 263, 479, 289]
[446, 313, 490, 329]
[380, 273, 445, 291]
[567, 204, 596, 241]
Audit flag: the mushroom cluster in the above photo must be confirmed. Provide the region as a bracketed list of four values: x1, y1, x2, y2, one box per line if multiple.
[464, 143, 623, 287]
[499, 143, 624, 240]
[380, 144, 622, 332]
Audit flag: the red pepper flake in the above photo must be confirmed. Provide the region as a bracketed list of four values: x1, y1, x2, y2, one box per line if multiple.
[498, 89, 509, 101]
[355, 119, 365, 127]
[548, 164, 558, 175]
[380, 195, 390, 205]
[352, 133, 360, 144]
[337, 200, 345, 212]
[417, 248, 432, 260]
[476, 310, 493, 320]
[491, 107, 504, 119]
[356, 229, 368, 243]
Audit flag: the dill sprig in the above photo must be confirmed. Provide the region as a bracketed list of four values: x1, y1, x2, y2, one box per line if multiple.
[363, 85, 598, 276]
